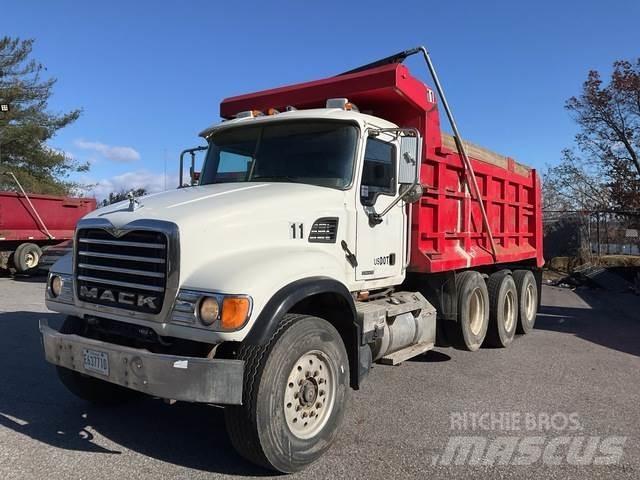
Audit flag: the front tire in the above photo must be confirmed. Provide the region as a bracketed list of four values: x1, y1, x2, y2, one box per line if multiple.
[224, 314, 350, 473]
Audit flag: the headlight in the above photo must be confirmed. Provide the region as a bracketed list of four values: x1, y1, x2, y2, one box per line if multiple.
[198, 296, 220, 325]
[47, 273, 73, 304]
[172, 289, 252, 331]
[51, 275, 63, 297]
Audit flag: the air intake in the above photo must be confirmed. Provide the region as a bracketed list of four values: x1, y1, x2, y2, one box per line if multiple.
[308, 218, 339, 243]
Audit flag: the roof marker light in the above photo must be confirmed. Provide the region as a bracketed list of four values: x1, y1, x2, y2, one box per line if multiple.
[235, 110, 264, 119]
[326, 98, 359, 112]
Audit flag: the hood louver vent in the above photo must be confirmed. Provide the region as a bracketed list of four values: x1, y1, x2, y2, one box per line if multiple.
[309, 217, 339, 243]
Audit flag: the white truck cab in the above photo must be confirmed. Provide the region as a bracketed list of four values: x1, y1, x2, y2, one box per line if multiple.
[41, 103, 432, 472]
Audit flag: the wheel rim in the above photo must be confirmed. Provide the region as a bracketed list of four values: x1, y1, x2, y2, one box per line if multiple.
[284, 350, 336, 440]
[468, 288, 485, 336]
[524, 283, 536, 321]
[25, 251, 39, 269]
[504, 289, 516, 332]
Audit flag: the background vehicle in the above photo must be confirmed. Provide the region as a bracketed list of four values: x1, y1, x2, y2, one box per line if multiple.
[41, 47, 543, 473]
[0, 173, 96, 273]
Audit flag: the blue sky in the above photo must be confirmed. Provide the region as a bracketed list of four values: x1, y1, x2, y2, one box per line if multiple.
[5, 0, 640, 199]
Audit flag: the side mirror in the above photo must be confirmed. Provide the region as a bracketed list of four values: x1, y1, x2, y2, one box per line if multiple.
[367, 129, 422, 226]
[178, 145, 208, 188]
[398, 136, 420, 184]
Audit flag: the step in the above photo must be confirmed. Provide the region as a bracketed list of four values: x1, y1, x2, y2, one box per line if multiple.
[379, 341, 434, 366]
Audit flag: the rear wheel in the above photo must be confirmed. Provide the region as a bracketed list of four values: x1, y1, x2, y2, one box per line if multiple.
[445, 271, 489, 351]
[484, 272, 518, 348]
[13, 243, 42, 273]
[224, 314, 350, 473]
[513, 270, 538, 334]
[55, 317, 141, 405]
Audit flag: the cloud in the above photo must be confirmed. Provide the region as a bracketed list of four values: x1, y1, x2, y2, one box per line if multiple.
[74, 139, 141, 163]
[82, 169, 176, 201]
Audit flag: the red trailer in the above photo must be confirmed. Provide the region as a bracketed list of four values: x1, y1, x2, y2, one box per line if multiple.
[0, 186, 96, 272]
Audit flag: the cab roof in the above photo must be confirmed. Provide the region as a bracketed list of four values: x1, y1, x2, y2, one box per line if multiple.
[199, 107, 399, 139]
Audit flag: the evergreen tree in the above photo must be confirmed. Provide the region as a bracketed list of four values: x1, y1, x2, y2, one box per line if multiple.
[0, 36, 87, 194]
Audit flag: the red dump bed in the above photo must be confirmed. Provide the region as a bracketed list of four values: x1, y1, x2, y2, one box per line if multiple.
[220, 63, 544, 273]
[0, 191, 96, 242]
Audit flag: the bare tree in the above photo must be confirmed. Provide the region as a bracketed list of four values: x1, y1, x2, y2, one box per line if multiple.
[563, 59, 640, 211]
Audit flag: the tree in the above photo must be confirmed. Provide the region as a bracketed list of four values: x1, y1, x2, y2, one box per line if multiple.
[563, 58, 640, 211]
[100, 187, 147, 207]
[543, 58, 640, 258]
[0, 37, 87, 194]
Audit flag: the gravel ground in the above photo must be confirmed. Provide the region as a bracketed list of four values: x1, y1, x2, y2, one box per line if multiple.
[0, 276, 638, 479]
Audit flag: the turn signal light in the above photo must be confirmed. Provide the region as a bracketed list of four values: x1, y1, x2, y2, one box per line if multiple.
[221, 297, 251, 330]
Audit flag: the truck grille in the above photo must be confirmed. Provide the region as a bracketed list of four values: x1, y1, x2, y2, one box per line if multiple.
[75, 229, 168, 314]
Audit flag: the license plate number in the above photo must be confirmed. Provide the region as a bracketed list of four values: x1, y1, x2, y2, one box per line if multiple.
[83, 349, 109, 376]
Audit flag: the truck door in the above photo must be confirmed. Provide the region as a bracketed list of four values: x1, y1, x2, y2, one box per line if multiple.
[355, 135, 405, 282]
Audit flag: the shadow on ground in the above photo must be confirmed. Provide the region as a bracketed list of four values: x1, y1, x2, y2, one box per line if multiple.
[535, 288, 640, 358]
[0, 311, 270, 476]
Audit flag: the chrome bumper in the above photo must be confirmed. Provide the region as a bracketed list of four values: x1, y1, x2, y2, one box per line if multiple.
[39, 320, 244, 405]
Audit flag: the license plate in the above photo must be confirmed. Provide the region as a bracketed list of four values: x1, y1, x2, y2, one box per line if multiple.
[83, 349, 109, 376]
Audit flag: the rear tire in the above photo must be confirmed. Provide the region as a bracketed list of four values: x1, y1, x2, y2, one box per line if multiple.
[224, 314, 350, 473]
[445, 271, 489, 351]
[484, 271, 518, 348]
[55, 317, 141, 405]
[13, 243, 42, 273]
[513, 270, 538, 334]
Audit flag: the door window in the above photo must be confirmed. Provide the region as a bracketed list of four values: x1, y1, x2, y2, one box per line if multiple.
[360, 138, 396, 206]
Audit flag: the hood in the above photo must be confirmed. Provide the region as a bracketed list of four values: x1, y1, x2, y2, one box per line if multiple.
[89, 182, 346, 229]
[86, 182, 349, 281]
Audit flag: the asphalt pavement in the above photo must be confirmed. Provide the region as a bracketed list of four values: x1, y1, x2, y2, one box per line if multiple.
[0, 275, 638, 479]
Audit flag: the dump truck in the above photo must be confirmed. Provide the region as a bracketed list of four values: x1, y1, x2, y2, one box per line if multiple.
[0, 173, 96, 272]
[40, 47, 543, 472]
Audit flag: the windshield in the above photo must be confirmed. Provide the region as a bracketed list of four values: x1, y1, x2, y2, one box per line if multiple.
[200, 121, 358, 189]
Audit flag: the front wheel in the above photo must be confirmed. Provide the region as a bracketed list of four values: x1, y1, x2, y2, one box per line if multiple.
[224, 314, 350, 473]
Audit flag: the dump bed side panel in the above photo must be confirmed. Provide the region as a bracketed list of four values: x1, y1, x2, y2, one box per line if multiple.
[409, 137, 543, 273]
[0, 192, 96, 242]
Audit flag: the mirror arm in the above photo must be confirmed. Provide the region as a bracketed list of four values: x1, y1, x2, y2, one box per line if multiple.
[367, 175, 419, 226]
[178, 145, 208, 188]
